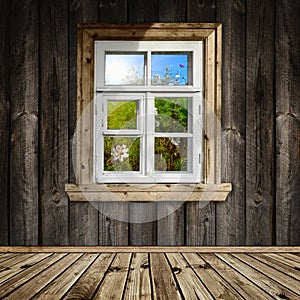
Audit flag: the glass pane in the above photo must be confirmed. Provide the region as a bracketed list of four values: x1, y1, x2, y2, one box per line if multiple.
[155, 137, 188, 171]
[107, 100, 138, 130]
[105, 53, 145, 85]
[151, 52, 191, 85]
[155, 98, 189, 133]
[104, 137, 140, 171]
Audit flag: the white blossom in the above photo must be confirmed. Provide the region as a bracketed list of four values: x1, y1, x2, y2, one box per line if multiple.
[111, 144, 129, 162]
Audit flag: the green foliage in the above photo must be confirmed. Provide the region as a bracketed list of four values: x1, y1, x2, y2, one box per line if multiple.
[107, 101, 137, 129]
[155, 98, 188, 132]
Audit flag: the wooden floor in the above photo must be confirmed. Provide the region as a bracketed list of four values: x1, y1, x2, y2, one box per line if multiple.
[0, 250, 300, 299]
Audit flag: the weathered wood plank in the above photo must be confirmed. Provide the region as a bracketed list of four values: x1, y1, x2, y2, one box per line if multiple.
[32, 253, 98, 299]
[187, 0, 216, 22]
[200, 253, 273, 299]
[262, 253, 300, 269]
[129, 203, 156, 246]
[183, 253, 242, 299]
[158, 0, 186, 22]
[0, 0, 10, 246]
[40, 0, 69, 245]
[232, 253, 300, 295]
[166, 253, 213, 299]
[186, 0, 217, 247]
[99, 203, 129, 245]
[99, 0, 127, 22]
[216, 253, 299, 299]
[245, 0, 275, 246]
[157, 203, 184, 245]
[128, 0, 158, 22]
[0, 253, 19, 263]
[275, 0, 300, 246]
[0, 254, 67, 299]
[216, 0, 246, 245]
[0, 253, 51, 284]
[123, 253, 152, 299]
[93, 253, 132, 299]
[149, 253, 182, 299]
[4, 254, 82, 299]
[248, 253, 300, 281]
[9, 0, 39, 246]
[63, 253, 115, 300]
[277, 253, 300, 263]
[69, 0, 99, 246]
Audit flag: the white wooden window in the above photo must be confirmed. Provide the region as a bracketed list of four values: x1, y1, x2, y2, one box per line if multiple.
[65, 23, 232, 202]
[94, 41, 203, 183]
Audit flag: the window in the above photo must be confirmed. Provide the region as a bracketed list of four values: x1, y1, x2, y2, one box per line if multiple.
[94, 41, 202, 183]
[66, 23, 232, 201]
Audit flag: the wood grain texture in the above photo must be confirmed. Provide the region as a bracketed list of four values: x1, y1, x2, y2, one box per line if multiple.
[216, 253, 299, 299]
[32, 253, 98, 299]
[186, 0, 217, 247]
[0, 0, 10, 245]
[63, 253, 115, 300]
[187, 0, 216, 22]
[158, 0, 186, 22]
[216, 0, 246, 245]
[166, 253, 213, 299]
[150, 253, 182, 299]
[245, 0, 275, 245]
[0, 254, 67, 298]
[93, 253, 132, 299]
[40, 0, 69, 245]
[99, 202, 129, 245]
[123, 253, 152, 299]
[275, 0, 300, 246]
[129, 203, 157, 246]
[9, 0, 39, 245]
[69, 0, 99, 246]
[3, 254, 82, 299]
[128, 0, 158, 22]
[99, 0, 127, 22]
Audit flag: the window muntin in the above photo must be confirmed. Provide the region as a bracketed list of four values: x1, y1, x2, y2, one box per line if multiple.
[95, 41, 203, 183]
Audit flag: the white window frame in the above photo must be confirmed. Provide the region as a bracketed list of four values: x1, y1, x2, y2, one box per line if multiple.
[94, 41, 203, 183]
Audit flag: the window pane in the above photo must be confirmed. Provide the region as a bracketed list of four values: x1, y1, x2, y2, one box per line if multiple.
[107, 100, 138, 130]
[104, 137, 140, 171]
[155, 137, 188, 171]
[155, 98, 189, 133]
[105, 53, 145, 85]
[151, 52, 191, 85]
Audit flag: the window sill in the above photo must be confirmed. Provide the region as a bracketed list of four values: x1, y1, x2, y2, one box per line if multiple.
[65, 183, 232, 202]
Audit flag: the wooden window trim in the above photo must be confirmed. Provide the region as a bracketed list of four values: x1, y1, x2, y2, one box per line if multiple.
[65, 23, 232, 202]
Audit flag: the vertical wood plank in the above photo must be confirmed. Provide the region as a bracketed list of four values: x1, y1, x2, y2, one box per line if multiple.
[99, 0, 127, 22]
[0, 0, 10, 245]
[276, 0, 300, 245]
[40, 0, 69, 245]
[10, 0, 39, 245]
[69, 0, 99, 245]
[97, 0, 130, 246]
[187, 0, 216, 22]
[128, 0, 158, 22]
[158, 0, 186, 22]
[245, 0, 275, 245]
[216, 0, 246, 245]
[186, 0, 216, 246]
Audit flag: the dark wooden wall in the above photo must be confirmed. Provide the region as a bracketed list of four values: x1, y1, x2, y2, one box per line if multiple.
[0, 0, 299, 246]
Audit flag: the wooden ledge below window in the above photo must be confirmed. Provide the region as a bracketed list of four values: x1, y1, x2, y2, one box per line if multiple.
[65, 183, 232, 202]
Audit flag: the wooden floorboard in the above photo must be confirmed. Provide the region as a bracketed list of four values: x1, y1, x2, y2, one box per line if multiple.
[0, 249, 299, 299]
